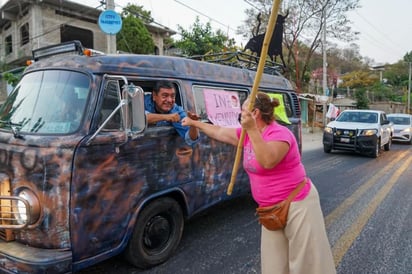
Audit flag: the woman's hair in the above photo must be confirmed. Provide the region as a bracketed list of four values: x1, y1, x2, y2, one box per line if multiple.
[253, 92, 280, 124]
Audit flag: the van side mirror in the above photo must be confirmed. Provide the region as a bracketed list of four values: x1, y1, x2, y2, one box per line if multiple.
[123, 83, 146, 135]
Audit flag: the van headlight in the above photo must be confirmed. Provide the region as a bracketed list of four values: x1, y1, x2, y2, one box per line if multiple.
[14, 189, 41, 225]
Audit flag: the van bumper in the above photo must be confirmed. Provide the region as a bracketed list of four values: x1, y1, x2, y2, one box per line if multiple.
[0, 241, 72, 274]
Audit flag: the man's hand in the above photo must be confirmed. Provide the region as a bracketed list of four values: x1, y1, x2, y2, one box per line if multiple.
[167, 113, 180, 123]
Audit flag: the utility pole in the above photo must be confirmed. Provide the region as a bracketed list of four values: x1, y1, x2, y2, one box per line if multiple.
[106, 0, 117, 54]
[322, 7, 328, 126]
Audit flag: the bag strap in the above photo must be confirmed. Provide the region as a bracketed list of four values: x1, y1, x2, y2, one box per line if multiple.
[285, 178, 307, 204]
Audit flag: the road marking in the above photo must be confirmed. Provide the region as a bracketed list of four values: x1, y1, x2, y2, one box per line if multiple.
[331, 155, 412, 266]
[324, 150, 409, 228]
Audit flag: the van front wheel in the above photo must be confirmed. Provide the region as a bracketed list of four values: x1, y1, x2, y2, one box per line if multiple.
[125, 197, 184, 269]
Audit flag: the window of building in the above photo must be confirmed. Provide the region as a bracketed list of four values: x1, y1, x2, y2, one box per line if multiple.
[5, 35, 12, 55]
[60, 24, 93, 49]
[20, 23, 30, 46]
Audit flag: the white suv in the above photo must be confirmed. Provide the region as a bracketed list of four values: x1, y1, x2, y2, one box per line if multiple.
[387, 113, 412, 144]
[323, 109, 393, 157]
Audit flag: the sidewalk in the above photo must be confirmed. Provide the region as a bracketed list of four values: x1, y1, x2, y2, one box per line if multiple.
[301, 127, 323, 152]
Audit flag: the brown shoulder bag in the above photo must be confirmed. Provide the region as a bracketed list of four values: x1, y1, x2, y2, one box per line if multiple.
[255, 179, 307, 231]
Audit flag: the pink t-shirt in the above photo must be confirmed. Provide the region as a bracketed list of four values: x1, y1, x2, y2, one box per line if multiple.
[236, 122, 310, 206]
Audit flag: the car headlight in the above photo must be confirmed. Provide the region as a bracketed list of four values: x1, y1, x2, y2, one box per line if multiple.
[14, 189, 41, 225]
[359, 129, 378, 136]
[324, 127, 333, 134]
[401, 128, 411, 133]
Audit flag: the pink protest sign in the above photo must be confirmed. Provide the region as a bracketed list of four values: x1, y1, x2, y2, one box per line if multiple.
[203, 89, 241, 128]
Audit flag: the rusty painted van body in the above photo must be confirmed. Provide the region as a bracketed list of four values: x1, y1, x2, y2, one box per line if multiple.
[0, 41, 301, 273]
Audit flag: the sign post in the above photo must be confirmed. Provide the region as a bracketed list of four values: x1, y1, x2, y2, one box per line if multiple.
[98, 1, 122, 54]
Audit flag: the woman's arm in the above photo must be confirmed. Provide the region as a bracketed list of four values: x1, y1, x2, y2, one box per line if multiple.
[182, 118, 238, 146]
[241, 108, 289, 169]
[246, 128, 289, 169]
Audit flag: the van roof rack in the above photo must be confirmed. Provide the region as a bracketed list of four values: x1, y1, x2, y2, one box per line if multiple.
[31, 40, 104, 61]
[189, 51, 284, 76]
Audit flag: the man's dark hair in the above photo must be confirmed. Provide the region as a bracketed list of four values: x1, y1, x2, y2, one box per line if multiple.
[153, 80, 174, 94]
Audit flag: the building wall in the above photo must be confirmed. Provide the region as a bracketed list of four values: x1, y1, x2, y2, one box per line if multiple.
[0, 2, 108, 101]
[32, 6, 108, 53]
[0, 1, 173, 101]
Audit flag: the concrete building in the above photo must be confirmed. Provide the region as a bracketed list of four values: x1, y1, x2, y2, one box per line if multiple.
[0, 0, 176, 101]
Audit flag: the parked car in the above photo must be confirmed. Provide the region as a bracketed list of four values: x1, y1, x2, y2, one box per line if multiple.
[323, 109, 393, 157]
[387, 113, 412, 144]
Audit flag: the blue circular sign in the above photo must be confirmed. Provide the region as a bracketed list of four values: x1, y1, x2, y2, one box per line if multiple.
[98, 10, 122, 35]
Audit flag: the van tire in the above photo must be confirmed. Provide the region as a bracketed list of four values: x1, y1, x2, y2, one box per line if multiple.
[124, 197, 184, 269]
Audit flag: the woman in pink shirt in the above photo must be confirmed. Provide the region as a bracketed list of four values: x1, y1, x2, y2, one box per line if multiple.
[182, 92, 335, 274]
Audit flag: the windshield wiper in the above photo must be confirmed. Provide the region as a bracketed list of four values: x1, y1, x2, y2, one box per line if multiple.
[0, 120, 25, 139]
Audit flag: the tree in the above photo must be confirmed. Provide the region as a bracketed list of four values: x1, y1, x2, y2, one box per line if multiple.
[339, 70, 378, 89]
[384, 62, 409, 87]
[404, 51, 412, 63]
[354, 88, 369, 109]
[174, 17, 236, 56]
[3, 72, 20, 87]
[238, 0, 360, 91]
[116, 4, 155, 54]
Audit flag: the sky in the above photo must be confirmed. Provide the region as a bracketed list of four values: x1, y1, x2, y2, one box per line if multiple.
[66, 0, 412, 65]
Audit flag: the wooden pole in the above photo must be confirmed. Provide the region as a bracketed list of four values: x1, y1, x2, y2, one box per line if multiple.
[227, 0, 283, 195]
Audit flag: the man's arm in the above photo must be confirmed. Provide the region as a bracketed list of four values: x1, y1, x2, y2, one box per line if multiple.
[146, 112, 180, 125]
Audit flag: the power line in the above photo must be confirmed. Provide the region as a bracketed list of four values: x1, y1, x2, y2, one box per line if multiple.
[114, 1, 177, 33]
[352, 10, 406, 62]
[243, 0, 261, 11]
[172, 0, 237, 33]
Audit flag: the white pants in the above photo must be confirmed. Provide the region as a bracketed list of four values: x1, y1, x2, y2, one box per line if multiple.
[261, 183, 336, 274]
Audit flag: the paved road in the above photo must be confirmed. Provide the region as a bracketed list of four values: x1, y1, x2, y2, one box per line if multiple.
[79, 131, 412, 274]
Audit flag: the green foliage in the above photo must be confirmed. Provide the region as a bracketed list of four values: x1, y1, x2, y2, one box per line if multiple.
[239, 0, 360, 91]
[121, 4, 153, 24]
[403, 51, 412, 63]
[3, 72, 20, 86]
[117, 4, 155, 54]
[369, 83, 395, 101]
[339, 70, 379, 89]
[354, 88, 369, 109]
[175, 17, 236, 56]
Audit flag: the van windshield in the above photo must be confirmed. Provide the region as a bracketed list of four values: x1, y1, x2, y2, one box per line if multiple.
[0, 70, 89, 134]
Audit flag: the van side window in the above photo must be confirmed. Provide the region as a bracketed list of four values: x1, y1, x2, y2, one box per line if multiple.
[192, 85, 247, 122]
[130, 81, 182, 107]
[264, 92, 293, 125]
[99, 80, 123, 130]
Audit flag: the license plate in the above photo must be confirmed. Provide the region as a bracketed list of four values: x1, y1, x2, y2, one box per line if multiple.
[340, 137, 350, 143]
